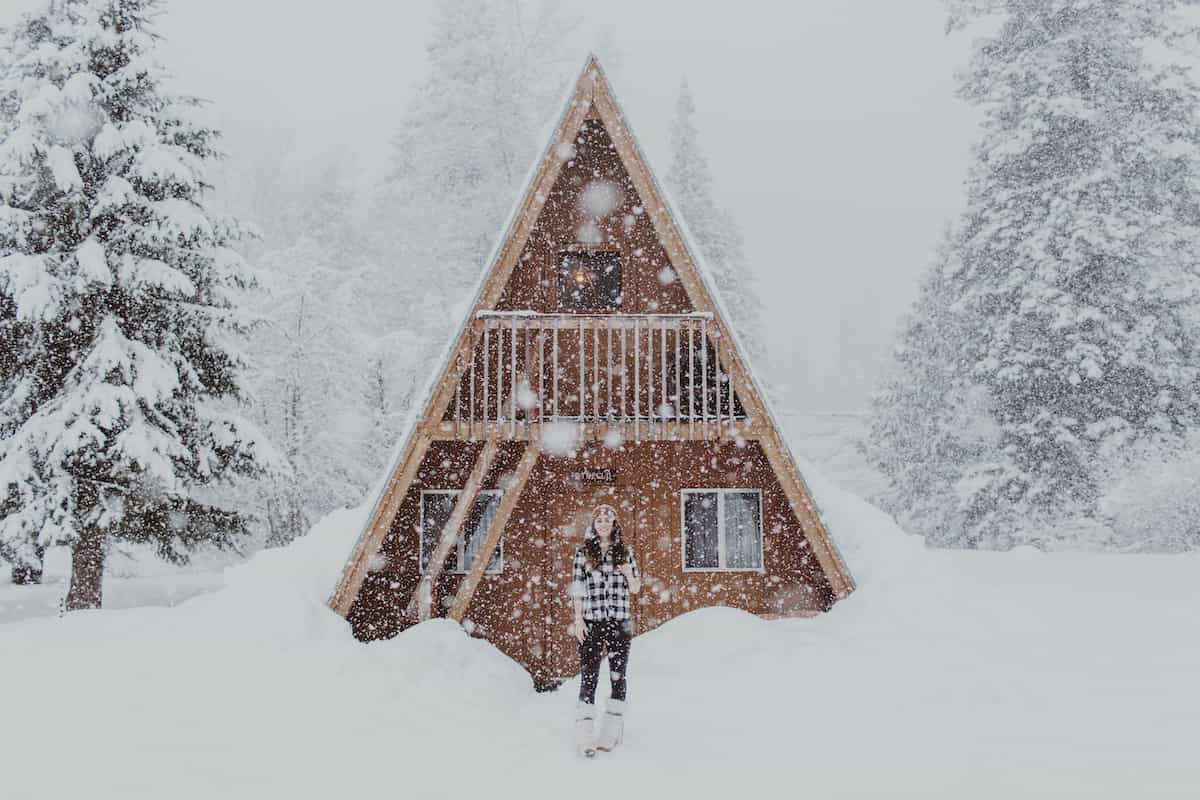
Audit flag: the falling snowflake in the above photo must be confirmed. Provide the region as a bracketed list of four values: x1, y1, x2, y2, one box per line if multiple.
[577, 180, 622, 217]
[603, 428, 624, 449]
[516, 380, 539, 411]
[541, 420, 580, 456]
[576, 220, 603, 244]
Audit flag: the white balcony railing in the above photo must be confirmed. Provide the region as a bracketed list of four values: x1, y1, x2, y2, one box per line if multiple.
[443, 311, 747, 441]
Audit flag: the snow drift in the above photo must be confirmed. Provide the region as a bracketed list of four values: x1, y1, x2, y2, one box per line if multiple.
[3, 471, 1199, 799]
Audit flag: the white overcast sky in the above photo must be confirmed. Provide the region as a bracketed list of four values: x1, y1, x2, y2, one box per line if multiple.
[3, 0, 981, 413]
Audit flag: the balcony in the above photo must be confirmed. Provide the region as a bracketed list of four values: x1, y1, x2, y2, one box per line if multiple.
[437, 311, 749, 442]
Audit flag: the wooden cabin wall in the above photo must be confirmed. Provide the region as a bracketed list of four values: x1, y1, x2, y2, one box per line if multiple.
[349, 438, 835, 688]
[496, 116, 695, 314]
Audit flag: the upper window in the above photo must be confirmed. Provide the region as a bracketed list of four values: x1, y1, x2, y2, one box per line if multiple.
[419, 489, 503, 575]
[681, 489, 763, 571]
[558, 251, 622, 309]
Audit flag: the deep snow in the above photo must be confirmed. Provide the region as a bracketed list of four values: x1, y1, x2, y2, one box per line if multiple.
[3, 467, 1198, 799]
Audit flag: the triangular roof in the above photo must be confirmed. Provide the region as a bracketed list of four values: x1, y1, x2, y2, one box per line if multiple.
[329, 55, 854, 616]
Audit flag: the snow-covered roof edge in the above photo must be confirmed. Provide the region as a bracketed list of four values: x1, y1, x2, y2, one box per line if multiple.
[588, 59, 851, 585]
[326, 57, 592, 608]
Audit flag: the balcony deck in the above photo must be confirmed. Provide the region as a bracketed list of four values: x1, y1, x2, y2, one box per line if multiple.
[436, 311, 752, 442]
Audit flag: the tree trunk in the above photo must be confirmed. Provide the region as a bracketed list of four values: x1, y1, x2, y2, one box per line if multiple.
[65, 527, 106, 611]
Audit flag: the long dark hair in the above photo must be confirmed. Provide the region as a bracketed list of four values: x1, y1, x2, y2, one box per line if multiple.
[583, 509, 628, 572]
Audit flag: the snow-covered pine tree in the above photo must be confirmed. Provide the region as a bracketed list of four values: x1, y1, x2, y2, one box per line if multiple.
[870, 0, 1200, 548]
[356, 336, 418, 488]
[666, 79, 767, 368]
[375, 0, 576, 333]
[250, 162, 374, 547]
[862, 232, 999, 545]
[0, 0, 275, 606]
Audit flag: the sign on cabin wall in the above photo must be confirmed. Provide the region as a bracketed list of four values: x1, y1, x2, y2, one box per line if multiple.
[569, 467, 616, 484]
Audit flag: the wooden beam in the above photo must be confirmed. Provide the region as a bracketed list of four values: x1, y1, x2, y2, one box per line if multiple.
[447, 443, 541, 623]
[330, 433, 433, 617]
[403, 438, 501, 620]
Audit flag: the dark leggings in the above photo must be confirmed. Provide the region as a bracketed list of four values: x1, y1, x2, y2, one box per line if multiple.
[578, 618, 632, 704]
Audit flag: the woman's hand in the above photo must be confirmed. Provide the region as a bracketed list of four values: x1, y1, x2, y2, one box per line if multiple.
[617, 563, 641, 594]
[574, 617, 587, 643]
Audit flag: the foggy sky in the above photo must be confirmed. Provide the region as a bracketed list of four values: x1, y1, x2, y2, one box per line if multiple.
[2, 0, 980, 413]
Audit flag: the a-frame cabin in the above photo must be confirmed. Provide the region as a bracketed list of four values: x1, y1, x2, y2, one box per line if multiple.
[329, 56, 854, 689]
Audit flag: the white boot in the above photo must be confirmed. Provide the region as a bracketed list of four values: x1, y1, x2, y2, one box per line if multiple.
[574, 700, 597, 758]
[596, 698, 625, 752]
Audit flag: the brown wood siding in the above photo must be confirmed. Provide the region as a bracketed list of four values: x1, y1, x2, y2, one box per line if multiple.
[496, 117, 695, 315]
[349, 440, 834, 687]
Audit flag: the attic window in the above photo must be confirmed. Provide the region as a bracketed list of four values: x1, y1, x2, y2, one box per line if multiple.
[558, 251, 622, 309]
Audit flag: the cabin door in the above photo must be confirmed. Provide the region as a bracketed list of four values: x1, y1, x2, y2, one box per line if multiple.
[542, 481, 630, 684]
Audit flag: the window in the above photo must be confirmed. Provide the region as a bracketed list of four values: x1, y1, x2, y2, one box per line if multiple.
[419, 490, 503, 574]
[558, 251, 622, 309]
[681, 489, 763, 571]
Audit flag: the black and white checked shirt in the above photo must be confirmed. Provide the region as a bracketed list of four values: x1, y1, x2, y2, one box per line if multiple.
[570, 544, 640, 622]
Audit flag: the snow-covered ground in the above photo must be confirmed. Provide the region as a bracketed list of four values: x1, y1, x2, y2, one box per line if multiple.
[3, 467, 1198, 799]
[778, 410, 883, 498]
[0, 545, 236, 623]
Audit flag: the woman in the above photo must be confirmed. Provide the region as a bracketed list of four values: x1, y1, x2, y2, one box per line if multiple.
[569, 503, 641, 757]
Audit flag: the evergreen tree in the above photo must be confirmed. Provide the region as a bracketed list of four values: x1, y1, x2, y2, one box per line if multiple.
[376, 0, 576, 332]
[250, 161, 373, 547]
[863, 233, 995, 545]
[869, 0, 1200, 548]
[666, 79, 767, 368]
[0, 0, 276, 606]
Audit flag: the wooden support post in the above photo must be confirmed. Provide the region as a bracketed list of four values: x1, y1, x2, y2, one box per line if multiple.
[578, 318, 585, 424]
[483, 323, 490, 433]
[469, 329, 476, 440]
[606, 323, 613, 420]
[447, 443, 541, 623]
[634, 318, 640, 441]
[660, 317, 667, 434]
[510, 317, 517, 438]
[688, 322, 696, 438]
[674, 321, 681, 434]
[497, 320, 505, 427]
[523, 323, 533, 436]
[714, 329, 723, 439]
[404, 438, 501, 620]
[647, 316, 655, 439]
[592, 319, 599, 422]
[700, 318, 709, 439]
[621, 325, 628, 422]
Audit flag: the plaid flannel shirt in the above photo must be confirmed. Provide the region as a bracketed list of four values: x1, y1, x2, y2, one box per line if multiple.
[569, 544, 640, 622]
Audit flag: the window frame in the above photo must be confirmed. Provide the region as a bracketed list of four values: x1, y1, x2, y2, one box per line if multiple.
[418, 488, 504, 575]
[556, 249, 623, 311]
[679, 488, 765, 573]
